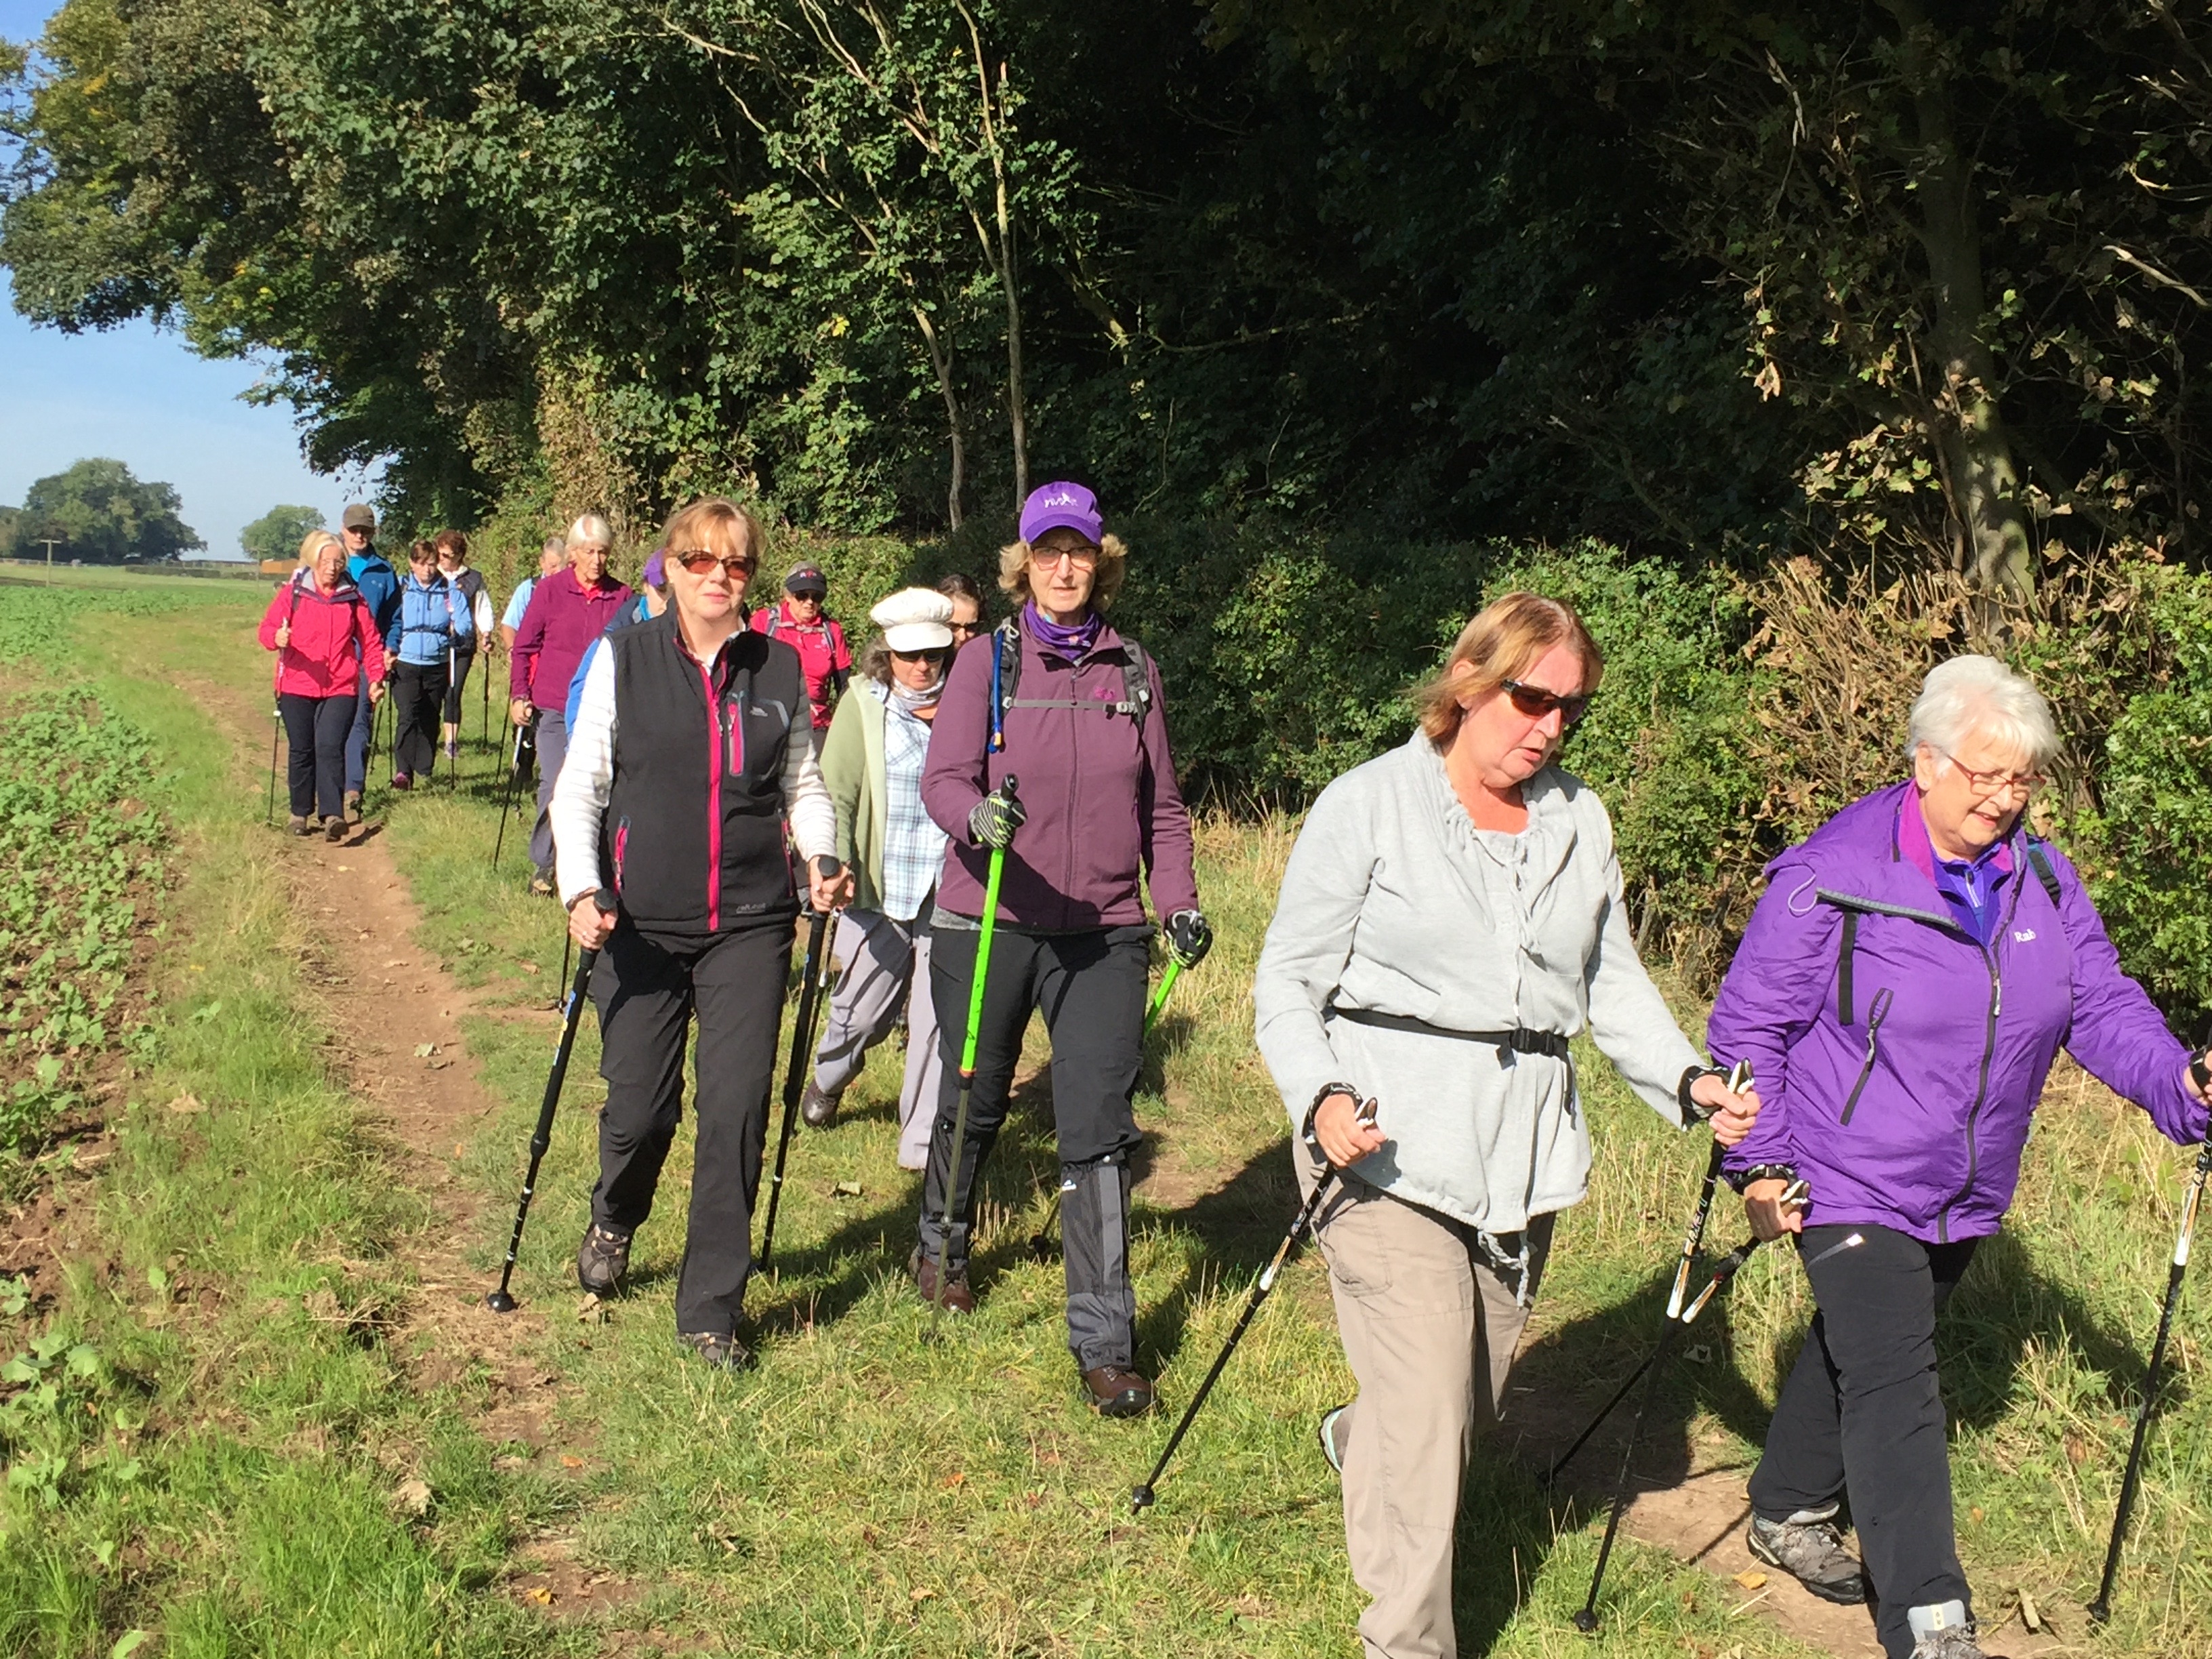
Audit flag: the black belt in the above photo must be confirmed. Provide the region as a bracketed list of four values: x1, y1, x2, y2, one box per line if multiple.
[1326, 1005, 1570, 1060]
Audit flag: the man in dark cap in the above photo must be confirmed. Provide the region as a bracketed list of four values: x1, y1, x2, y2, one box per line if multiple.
[339, 504, 400, 817]
[747, 562, 852, 747]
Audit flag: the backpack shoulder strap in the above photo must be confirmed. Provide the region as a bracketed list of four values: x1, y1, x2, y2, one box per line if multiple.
[1118, 635, 1155, 724]
[2024, 837, 2063, 908]
[987, 617, 1021, 754]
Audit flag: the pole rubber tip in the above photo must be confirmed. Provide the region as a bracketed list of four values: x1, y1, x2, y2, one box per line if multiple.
[1129, 1485, 1155, 1513]
[2087, 1601, 2110, 1627]
[484, 1290, 518, 1313]
[1571, 1610, 1599, 1635]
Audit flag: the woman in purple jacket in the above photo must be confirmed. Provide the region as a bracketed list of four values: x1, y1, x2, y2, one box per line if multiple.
[910, 481, 1210, 1420]
[1709, 655, 2211, 1659]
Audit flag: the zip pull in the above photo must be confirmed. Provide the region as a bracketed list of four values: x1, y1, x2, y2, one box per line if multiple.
[1864, 987, 1893, 1063]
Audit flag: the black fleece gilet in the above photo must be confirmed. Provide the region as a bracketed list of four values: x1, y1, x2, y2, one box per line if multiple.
[600, 612, 807, 933]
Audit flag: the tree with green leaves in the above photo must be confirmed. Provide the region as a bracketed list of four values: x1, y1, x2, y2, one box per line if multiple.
[238, 505, 325, 563]
[18, 458, 203, 562]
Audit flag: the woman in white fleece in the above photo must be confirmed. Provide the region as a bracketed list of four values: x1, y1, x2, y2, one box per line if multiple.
[1252, 591, 1762, 1659]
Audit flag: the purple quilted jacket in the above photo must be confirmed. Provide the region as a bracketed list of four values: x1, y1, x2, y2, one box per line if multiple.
[1712, 781, 2207, 1244]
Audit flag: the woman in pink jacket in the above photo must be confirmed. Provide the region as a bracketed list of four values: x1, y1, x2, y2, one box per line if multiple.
[259, 531, 388, 839]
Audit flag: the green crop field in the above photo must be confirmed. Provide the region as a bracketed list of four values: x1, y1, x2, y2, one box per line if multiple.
[0, 571, 2203, 1657]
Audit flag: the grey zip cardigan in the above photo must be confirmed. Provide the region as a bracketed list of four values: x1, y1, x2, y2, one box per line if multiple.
[1253, 733, 1708, 1233]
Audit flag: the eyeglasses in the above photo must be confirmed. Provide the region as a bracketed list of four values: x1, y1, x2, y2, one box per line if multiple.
[672, 549, 758, 577]
[1031, 546, 1099, 571]
[1938, 749, 2046, 799]
[1500, 679, 1593, 728]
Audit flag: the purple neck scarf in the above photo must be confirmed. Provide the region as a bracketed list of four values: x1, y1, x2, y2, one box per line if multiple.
[1023, 598, 1102, 659]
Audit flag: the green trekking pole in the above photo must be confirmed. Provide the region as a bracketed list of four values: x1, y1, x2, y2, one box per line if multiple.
[1030, 956, 1185, 1260]
[930, 775, 1019, 1333]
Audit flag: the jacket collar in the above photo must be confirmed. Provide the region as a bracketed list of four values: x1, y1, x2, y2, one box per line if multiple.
[1797, 779, 2028, 928]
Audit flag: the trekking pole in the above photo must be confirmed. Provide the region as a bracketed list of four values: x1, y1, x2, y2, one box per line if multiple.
[2087, 1093, 2211, 1624]
[492, 716, 527, 871]
[930, 775, 1019, 1334]
[485, 909, 610, 1313]
[758, 874, 842, 1273]
[1550, 1061, 1752, 1484]
[1571, 1178, 1807, 1633]
[1031, 958, 1187, 1259]
[263, 699, 282, 827]
[1130, 1095, 1379, 1514]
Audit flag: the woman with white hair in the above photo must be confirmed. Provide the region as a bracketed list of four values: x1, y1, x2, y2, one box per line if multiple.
[796, 588, 958, 1167]
[509, 513, 632, 894]
[1710, 653, 2212, 1659]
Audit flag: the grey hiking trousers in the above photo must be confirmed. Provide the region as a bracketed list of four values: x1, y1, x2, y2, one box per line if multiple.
[811, 907, 941, 1170]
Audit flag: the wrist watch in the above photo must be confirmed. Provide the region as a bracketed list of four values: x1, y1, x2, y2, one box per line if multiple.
[1300, 1083, 1361, 1157]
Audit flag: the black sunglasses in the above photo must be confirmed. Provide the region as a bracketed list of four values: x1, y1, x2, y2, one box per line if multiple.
[1500, 678, 1593, 727]
[891, 647, 949, 663]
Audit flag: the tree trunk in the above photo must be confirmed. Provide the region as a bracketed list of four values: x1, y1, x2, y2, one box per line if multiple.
[1889, 1, 2032, 594]
[912, 302, 965, 530]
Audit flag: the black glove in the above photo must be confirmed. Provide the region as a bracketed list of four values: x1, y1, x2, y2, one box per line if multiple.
[1164, 908, 1213, 968]
[968, 791, 1025, 850]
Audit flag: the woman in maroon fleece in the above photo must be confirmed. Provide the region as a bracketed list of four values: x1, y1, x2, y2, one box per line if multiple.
[912, 480, 1211, 1419]
[258, 531, 388, 839]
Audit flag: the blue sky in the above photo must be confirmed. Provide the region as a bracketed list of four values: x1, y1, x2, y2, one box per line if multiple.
[2, 0, 373, 558]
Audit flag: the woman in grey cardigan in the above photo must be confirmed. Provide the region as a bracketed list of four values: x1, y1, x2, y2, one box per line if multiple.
[1253, 591, 1761, 1659]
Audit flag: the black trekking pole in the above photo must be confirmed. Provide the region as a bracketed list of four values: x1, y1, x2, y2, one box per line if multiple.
[1131, 1095, 1379, 1515]
[931, 775, 1019, 1334]
[263, 697, 282, 827]
[1571, 1181, 1805, 1633]
[492, 716, 529, 871]
[758, 872, 842, 1273]
[486, 914, 609, 1313]
[1550, 1061, 1752, 1485]
[2087, 1076, 2211, 1624]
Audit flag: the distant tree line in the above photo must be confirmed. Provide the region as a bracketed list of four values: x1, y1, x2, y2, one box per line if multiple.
[0, 458, 202, 563]
[5, 1, 2209, 588]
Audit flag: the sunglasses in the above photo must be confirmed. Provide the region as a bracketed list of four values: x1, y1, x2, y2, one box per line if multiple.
[1500, 678, 1593, 727]
[891, 647, 949, 663]
[672, 549, 758, 577]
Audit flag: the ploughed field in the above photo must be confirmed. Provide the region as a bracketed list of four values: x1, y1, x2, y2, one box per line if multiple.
[0, 571, 2202, 1658]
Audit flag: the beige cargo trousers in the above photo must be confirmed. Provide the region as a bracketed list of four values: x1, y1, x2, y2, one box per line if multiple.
[1302, 1153, 1555, 1659]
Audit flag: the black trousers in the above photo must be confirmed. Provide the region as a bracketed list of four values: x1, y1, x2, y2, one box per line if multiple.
[916, 922, 1149, 1370]
[392, 659, 449, 779]
[279, 692, 354, 820]
[1750, 1223, 1980, 1658]
[589, 916, 792, 1336]
[442, 646, 476, 725]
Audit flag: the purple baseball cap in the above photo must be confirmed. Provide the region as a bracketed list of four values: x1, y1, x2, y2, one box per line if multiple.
[1020, 481, 1102, 546]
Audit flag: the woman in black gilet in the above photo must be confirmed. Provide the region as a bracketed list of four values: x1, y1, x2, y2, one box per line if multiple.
[550, 495, 848, 1368]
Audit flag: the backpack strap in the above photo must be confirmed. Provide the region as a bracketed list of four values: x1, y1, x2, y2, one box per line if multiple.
[2024, 837, 2063, 908]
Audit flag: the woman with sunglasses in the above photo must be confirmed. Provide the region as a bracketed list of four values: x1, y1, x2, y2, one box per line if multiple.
[1707, 655, 2209, 1659]
[551, 496, 847, 1370]
[1253, 590, 1761, 1659]
[796, 588, 960, 1168]
[912, 481, 1210, 1420]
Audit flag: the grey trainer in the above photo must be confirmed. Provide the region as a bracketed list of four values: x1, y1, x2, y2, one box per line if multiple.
[576, 1222, 631, 1296]
[1908, 1603, 1994, 1659]
[1746, 1507, 1866, 1605]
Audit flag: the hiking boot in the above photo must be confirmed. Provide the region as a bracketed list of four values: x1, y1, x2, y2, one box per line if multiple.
[530, 866, 556, 897]
[799, 1080, 840, 1128]
[287, 814, 312, 836]
[323, 816, 347, 842]
[390, 772, 413, 792]
[575, 1223, 631, 1296]
[1747, 1507, 1865, 1605]
[909, 1246, 975, 1315]
[344, 790, 362, 822]
[678, 1331, 753, 1372]
[1081, 1365, 1157, 1418]
[1907, 1604, 1997, 1659]
[1317, 1403, 1351, 1474]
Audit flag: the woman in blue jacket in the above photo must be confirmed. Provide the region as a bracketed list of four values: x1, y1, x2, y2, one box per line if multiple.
[390, 540, 474, 789]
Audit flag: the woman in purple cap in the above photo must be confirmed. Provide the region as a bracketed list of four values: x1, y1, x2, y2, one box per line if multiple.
[1711, 655, 2211, 1659]
[910, 481, 1212, 1419]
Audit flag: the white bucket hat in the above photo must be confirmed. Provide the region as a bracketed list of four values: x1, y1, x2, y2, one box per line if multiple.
[871, 587, 955, 653]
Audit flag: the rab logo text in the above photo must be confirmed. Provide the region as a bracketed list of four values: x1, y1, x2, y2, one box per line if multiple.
[2013, 928, 2036, 943]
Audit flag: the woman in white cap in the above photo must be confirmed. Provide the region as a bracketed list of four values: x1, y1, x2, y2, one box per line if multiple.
[799, 588, 956, 1168]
